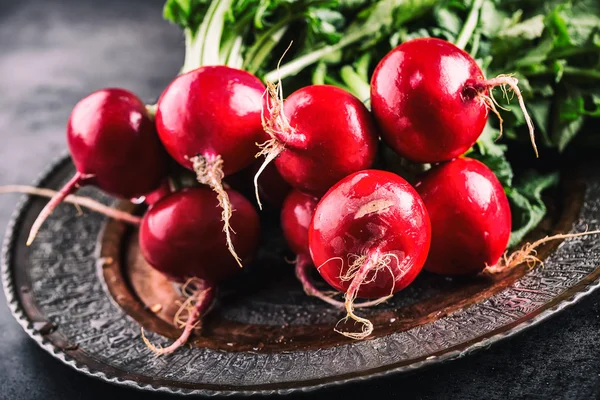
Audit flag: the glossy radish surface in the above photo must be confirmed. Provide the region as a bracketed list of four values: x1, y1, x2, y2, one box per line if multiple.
[139, 186, 260, 355]
[156, 66, 266, 176]
[143, 181, 173, 206]
[371, 38, 536, 163]
[281, 190, 319, 256]
[309, 170, 430, 338]
[156, 66, 267, 266]
[281, 190, 336, 305]
[68, 89, 167, 198]
[282, 189, 384, 309]
[256, 84, 378, 201]
[140, 187, 260, 284]
[415, 157, 511, 275]
[28, 88, 168, 245]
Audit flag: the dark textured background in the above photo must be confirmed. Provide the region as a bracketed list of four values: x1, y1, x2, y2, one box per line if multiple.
[0, 0, 598, 399]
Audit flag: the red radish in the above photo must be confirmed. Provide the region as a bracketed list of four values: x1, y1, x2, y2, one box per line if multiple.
[143, 181, 173, 206]
[281, 190, 318, 257]
[414, 158, 600, 275]
[309, 170, 431, 339]
[27, 88, 168, 245]
[156, 66, 266, 267]
[281, 191, 326, 302]
[415, 157, 511, 275]
[254, 84, 378, 205]
[139, 186, 260, 354]
[371, 38, 536, 164]
[282, 190, 383, 309]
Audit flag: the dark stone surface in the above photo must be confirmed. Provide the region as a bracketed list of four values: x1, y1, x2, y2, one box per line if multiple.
[0, 0, 598, 399]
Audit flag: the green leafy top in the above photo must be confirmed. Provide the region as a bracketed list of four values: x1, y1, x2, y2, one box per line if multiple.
[162, 0, 599, 247]
[164, 0, 211, 33]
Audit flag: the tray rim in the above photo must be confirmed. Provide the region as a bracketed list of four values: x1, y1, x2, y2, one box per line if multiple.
[2, 153, 599, 397]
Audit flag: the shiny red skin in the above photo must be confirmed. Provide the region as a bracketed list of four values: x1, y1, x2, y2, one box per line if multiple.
[371, 38, 488, 163]
[415, 157, 511, 275]
[281, 190, 319, 256]
[67, 88, 167, 198]
[274, 85, 378, 196]
[139, 187, 260, 284]
[156, 66, 267, 176]
[309, 170, 431, 298]
[144, 181, 173, 206]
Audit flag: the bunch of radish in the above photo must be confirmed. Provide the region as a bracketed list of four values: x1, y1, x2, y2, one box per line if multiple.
[9, 35, 595, 351]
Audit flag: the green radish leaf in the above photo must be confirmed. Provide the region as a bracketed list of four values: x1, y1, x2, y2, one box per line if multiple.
[507, 172, 560, 247]
[472, 124, 514, 187]
[163, 0, 210, 32]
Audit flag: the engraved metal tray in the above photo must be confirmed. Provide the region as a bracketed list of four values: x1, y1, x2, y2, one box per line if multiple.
[3, 155, 600, 396]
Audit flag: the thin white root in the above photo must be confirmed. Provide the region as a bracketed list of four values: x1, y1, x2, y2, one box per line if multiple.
[484, 229, 600, 275]
[189, 154, 242, 268]
[0, 185, 141, 225]
[142, 280, 213, 356]
[483, 74, 538, 157]
[253, 69, 294, 209]
[477, 93, 504, 140]
[253, 138, 285, 209]
[295, 255, 384, 309]
[334, 251, 399, 340]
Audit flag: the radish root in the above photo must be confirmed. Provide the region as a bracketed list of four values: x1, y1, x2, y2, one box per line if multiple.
[142, 278, 214, 356]
[0, 185, 141, 225]
[473, 74, 538, 157]
[296, 254, 384, 309]
[477, 92, 505, 140]
[253, 137, 285, 209]
[333, 250, 399, 340]
[484, 229, 600, 275]
[189, 154, 242, 268]
[23, 172, 95, 245]
[253, 66, 294, 208]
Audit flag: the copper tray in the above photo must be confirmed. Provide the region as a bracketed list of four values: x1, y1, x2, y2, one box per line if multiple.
[3, 155, 600, 396]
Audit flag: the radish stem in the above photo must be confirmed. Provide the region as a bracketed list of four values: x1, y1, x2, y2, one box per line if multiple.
[296, 254, 386, 309]
[455, 0, 484, 50]
[26, 172, 91, 245]
[340, 65, 371, 104]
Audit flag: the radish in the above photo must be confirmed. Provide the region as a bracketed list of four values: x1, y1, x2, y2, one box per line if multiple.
[415, 158, 600, 276]
[156, 66, 266, 267]
[281, 190, 331, 303]
[371, 38, 537, 163]
[254, 84, 378, 205]
[143, 181, 173, 206]
[282, 189, 383, 309]
[139, 186, 260, 354]
[414, 157, 511, 275]
[309, 170, 431, 339]
[281, 190, 318, 259]
[26, 88, 168, 245]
